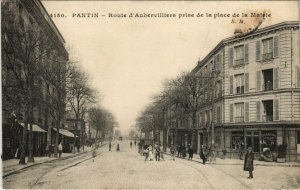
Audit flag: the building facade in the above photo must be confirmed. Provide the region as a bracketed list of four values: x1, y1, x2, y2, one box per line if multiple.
[192, 21, 300, 161]
[2, 0, 68, 159]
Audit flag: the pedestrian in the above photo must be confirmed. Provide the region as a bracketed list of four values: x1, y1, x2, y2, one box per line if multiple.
[145, 145, 153, 162]
[200, 145, 207, 165]
[170, 144, 175, 161]
[244, 147, 254, 179]
[109, 142, 112, 151]
[155, 144, 161, 161]
[49, 144, 54, 157]
[134, 141, 136, 146]
[177, 144, 182, 157]
[116, 143, 120, 151]
[188, 145, 193, 160]
[58, 142, 63, 158]
[182, 144, 186, 158]
[130, 141, 133, 149]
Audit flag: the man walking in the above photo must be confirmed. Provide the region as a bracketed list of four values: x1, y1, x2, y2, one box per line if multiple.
[200, 145, 207, 165]
[244, 147, 254, 179]
[155, 144, 160, 161]
[188, 145, 193, 160]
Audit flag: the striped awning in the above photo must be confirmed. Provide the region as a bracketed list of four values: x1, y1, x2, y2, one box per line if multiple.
[20, 123, 47, 133]
[52, 128, 76, 137]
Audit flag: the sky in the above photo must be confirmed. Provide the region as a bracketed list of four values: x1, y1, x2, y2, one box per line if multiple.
[42, 1, 298, 135]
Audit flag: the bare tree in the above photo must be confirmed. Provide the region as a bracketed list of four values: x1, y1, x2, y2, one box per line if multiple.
[41, 50, 69, 157]
[2, 9, 54, 164]
[68, 67, 97, 152]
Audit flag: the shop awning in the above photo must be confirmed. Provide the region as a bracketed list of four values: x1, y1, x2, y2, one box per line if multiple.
[20, 123, 47, 133]
[53, 128, 76, 137]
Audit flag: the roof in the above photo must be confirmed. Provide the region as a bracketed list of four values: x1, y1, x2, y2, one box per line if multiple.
[192, 21, 299, 74]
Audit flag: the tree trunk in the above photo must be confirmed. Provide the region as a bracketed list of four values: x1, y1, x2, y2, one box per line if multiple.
[54, 118, 60, 158]
[28, 106, 34, 163]
[19, 110, 29, 165]
[191, 111, 197, 148]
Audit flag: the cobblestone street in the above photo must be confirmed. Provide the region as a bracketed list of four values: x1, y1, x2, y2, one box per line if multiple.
[3, 140, 300, 189]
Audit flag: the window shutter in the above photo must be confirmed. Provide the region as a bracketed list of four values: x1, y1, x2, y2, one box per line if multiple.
[245, 102, 249, 122]
[256, 41, 261, 61]
[245, 73, 249, 93]
[219, 52, 223, 71]
[245, 44, 249, 64]
[229, 48, 233, 67]
[274, 99, 279, 121]
[230, 104, 234, 122]
[230, 76, 233, 94]
[256, 71, 261, 91]
[256, 101, 261, 121]
[274, 36, 279, 57]
[296, 66, 300, 88]
[273, 67, 279, 90]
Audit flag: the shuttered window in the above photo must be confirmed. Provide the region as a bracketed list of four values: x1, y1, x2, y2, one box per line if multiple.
[229, 48, 233, 67]
[256, 101, 261, 121]
[256, 41, 261, 61]
[245, 73, 249, 93]
[274, 36, 279, 57]
[230, 76, 233, 94]
[273, 67, 279, 90]
[230, 104, 234, 122]
[256, 71, 261, 91]
[245, 44, 249, 64]
[220, 52, 223, 71]
[245, 102, 249, 122]
[274, 100, 279, 121]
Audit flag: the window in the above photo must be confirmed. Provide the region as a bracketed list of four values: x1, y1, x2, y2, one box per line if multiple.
[258, 37, 279, 61]
[262, 100, 273, 121]
[234, 45, 244, 66]
[216, 80, 222, 97]
[235, 74, 244, 94]
[262, 38, 273, 60]
[235, 103, 244, 123]
[262, 131, 277, 152]
[231, 131, 244, 150]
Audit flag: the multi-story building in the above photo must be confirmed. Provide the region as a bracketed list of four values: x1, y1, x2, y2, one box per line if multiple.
[2, 0, 68, 159]
[192, 21, 300, 161]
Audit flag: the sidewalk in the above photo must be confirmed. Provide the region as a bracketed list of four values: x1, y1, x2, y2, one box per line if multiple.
[2, 145, 105, 178]
[164, 149, 300, 167]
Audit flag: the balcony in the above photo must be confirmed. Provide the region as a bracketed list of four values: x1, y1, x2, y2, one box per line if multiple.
[262, 115, 273, 122]
[262, 82, 273, 91]
[262, 52, 273, 60]
[234, 59, 244, 67]
[235, 117, 244, 123]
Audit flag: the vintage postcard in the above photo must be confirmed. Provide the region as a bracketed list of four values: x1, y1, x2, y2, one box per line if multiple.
[1, 0, 300, 189]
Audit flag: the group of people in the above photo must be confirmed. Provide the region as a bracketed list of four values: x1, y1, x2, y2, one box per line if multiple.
[144, 144, 164, 162]
[47, 142, 63, 158]
[172, 144, 255, 179]
[175, 144, 194, 160]
[129, 141, 137, 149]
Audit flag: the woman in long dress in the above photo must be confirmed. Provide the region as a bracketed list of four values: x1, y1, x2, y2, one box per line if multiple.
[148, 145, 154, 161]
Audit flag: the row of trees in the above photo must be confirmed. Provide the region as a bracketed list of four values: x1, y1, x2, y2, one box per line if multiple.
[2, 5, 115, 164]
[136, 70, 216, 148]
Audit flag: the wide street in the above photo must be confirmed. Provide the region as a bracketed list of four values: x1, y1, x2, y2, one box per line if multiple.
[3, 140, 300, 189]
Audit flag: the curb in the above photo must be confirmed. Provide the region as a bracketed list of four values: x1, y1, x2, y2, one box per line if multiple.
[3, 143, 107, 178]
[163, 152, 300, 167]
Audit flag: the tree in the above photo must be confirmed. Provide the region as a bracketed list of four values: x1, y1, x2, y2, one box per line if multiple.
[41, 50, 69, 157]
[2, 8, 54, 164]
[68, 67, 97, 152]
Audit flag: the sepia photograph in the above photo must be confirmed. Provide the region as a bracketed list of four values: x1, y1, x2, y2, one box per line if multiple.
[1, 0, 300, 189]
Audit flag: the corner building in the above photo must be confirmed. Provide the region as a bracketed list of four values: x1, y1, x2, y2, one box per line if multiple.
[193, 21, 300, 161]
